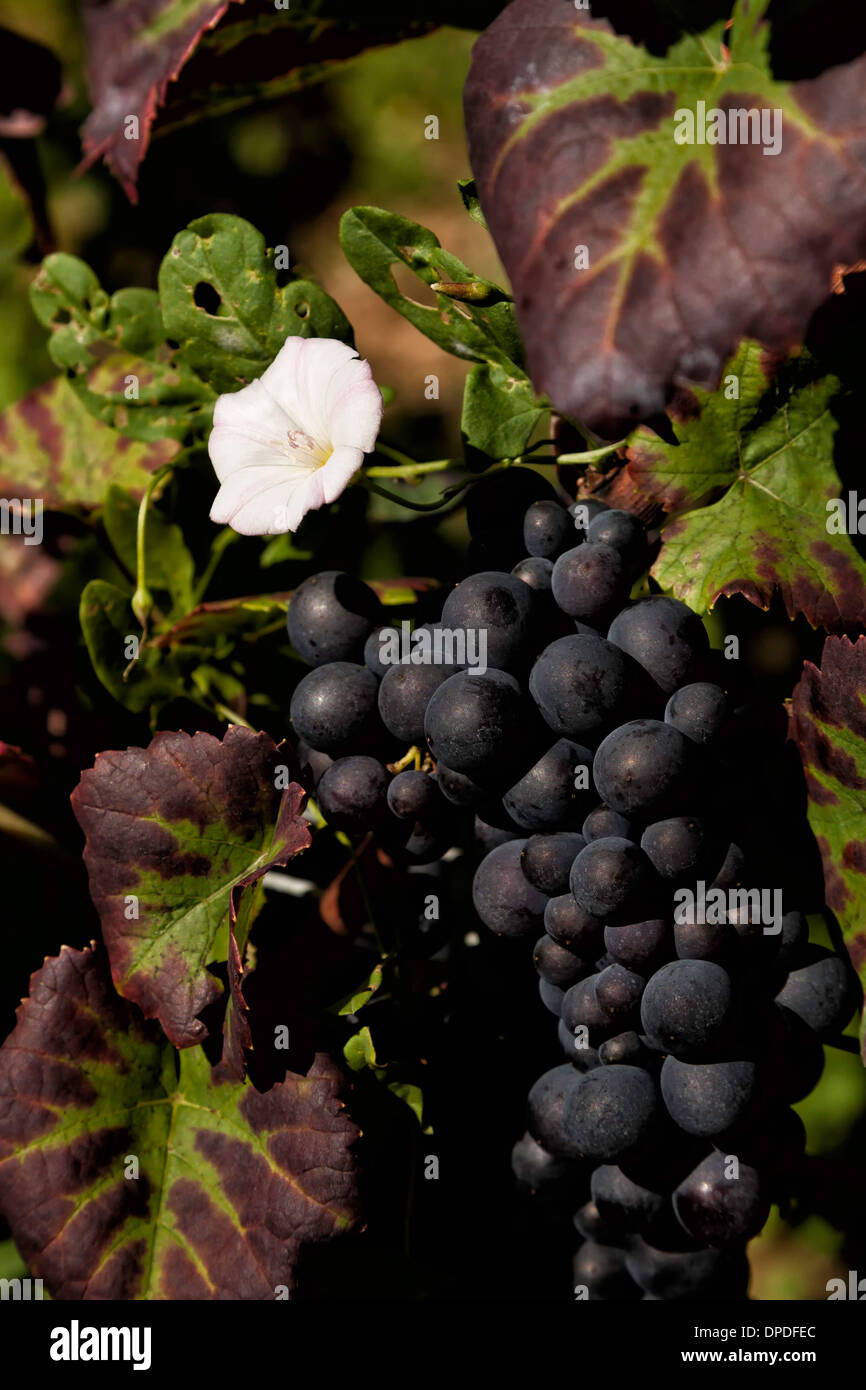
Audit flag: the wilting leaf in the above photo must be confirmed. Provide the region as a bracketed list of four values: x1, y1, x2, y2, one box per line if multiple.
[790, 637, 866, 1055]
[159, 213, 352, 395]
[70, 727, 311, 1047]
[644, 355, 866, 627]
[0, 944, 358, 1298]
[78, 0, 441, 199]
[464, 0, 866, 437]
[102, 485, 195, 618]
[340, 206, 523, 368]
[30, 254, 215, 441]
[462, 362, 545, 457]
[0, 378, 177, 510]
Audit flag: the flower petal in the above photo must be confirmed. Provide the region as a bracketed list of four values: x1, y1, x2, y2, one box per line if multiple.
[260, 337, 358, 448]
[210, 464, 314, 535]
[325, 357, 383, 452]
[318, 445, 366, 504]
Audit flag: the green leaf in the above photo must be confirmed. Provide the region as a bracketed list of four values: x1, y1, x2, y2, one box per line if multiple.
[79, 580, 182, 714]
[387, 1081, 424, 1126]
[70, 727, 312, 1047]
[649, 362, 866, 627]
[339, 206, 523, 368]
[0, 944, 358, 1298]
[30, 254, 215, 442]
[462, 362, 545, 458]
[343, 1025, 377, 1072]
[158, 213, 352, 395]
[102, 485, 195, 617]
[789, 637, 866, 1058]
[334, 961, 385, 1017]
[457, 177, 488, 229]
[464, 0, 866, 437]
[0, 378, 177, 510]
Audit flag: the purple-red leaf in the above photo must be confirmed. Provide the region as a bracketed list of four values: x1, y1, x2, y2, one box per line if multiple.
[0, 944, 358, 1298]
[70, 726, 311, 1048]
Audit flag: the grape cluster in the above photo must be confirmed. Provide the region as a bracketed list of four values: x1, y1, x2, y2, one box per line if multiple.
[287, 473, 859, 1300]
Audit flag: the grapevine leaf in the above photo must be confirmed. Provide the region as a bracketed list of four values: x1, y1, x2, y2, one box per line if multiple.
[30, 254, 215, 441]
[69, 727, 311, 1048]
[648, 366, 866, 627]
[343, 1025, 377, 1072]
[789, 637, 866, 1057]
[0, 944, 358, 1298]
[153, 592, 291, 655]
[0, 379, 177, 510]
[158, 213, 352, 395]
[333, 961, 385, 1017]
[461, 362, 545, 458]
[339, 206, 523, 368]
[464, 0, 866, 437]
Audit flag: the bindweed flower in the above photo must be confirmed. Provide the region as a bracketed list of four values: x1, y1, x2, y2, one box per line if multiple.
[208, 336, 382, 535]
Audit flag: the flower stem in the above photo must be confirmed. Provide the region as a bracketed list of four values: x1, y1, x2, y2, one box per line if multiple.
[132, 465, 173, 631]
[366, 456, 458, 479]
[193, 526, 238, 606]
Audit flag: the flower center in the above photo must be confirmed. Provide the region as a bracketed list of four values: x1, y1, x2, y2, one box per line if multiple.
[287, 429, 317, 452]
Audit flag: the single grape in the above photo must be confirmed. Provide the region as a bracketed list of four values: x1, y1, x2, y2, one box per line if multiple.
[660, 1056, 757, 1137]
[626, 1237, 747, 1300]
[640, 816, 718, 884]
[640, 960, 735, 1059]
[583, 804, 633, 842]
[569, 836, 654, 921]
[425, 668, 525, 780]
[586, 509, 646, 571]
[607, 596, 709, 695]
[594, 964, 646, 1027]
[604, 919, 669, 974]
[534, 936, 587, 989]
[528, 1064, 583, 1157]
[378, 662, 450, 744]
[598, 1032, 655, 1068]
[563, 1065, 659, 1161]
[529, 634, 634, 740]
[290, 662, 380, 755]
[673, 1151, 769, 1245]
[436, 762, 485, 807]
[552, 543, 631, 623]
[511, 1131, 577, 1196]
[512, 556, 554, 591]
[473, 839, 547, 937]
[503, 738, 594, 832]
[592, 719, 691, 815]
[545, 894, 606, 954]
[664, 682, 728, 744]
[522, 832, 586, 895]
[591, 1164, 665, 1233]
[363, 626, 394, 679]
[387, 769, 440, 821]
[474, 814, 519, 852]
[674, 917, 735, 965]
[523, 499, 573, 559]
[774, 945, 859, 1037]
[317, 756, 389, 836]
[440, 570, 537, 672]
[287, 570, 381, 667]
[296, 740, 333, 788]
[573, 1242, 641, 1300]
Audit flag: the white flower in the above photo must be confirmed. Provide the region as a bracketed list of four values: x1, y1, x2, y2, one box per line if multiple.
[208, 336, 382, 535]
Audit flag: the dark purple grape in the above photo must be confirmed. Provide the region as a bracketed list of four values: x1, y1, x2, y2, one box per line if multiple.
[583, 804, 633, 842]
[529, 634, 634, 740]
[534, 936, 587, 989]
[569, 836, 654, 920]
[290, 662, 381, 755]
[503, 738, 594, 832]
[607, 597, 709, 695]
[660, 1056, 757, 1137]
[522, 832, 586, 895]
[545, 894, 606, 954]
[564, 1065, 659, 1161]
[523, 499, 573, 559]
[673, 1151, 769, 1245]
[440, 571, 537, 672]
[317, 756, 389, 835]
[287, 570, 381, 667]
[664, 682, 728, 744]
[512, 556, 554, 590]
[425, 669, 525, 779]
[592, 719, 691, 815]
[473, 839, 547, 938]
[641, 960, 735, 1059]
[552, 544, 631, 624]
[386, 769, 440, 821]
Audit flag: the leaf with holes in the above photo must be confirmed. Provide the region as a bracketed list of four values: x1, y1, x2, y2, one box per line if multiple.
[158, 213, 352, 395]
[464, 0, 866, 437]
[0, 378, 177, 510]
[647, 363, 866, 628]
[30, 254, 215, 442]
[70, 727, 311, 1048]
[0, 943, 358, 1298]
[790, 637, 866, 1054]
[340, 205, 523, 368]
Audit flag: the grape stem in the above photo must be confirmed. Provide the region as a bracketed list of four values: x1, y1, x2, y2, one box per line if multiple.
[388, 746, 423, 774]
